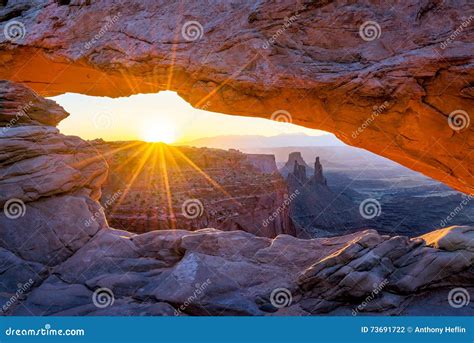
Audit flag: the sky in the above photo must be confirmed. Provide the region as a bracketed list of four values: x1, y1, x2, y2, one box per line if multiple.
[51, 91, 325, 143]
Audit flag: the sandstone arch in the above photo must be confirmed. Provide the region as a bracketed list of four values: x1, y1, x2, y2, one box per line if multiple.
[0, 0, 472, 193]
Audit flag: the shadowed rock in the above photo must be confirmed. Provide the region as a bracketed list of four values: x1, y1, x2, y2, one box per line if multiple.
[0, 77, 472, 316]
[0, 1, 472, 193]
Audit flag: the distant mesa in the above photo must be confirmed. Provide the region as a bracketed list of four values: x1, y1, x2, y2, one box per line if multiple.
[244, 154, 278, 174]
[279, 151, 312, 178]
[282, 151, 360, 237]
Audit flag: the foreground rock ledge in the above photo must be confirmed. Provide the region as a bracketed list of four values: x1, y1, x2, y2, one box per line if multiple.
[3, 226, 474, 316]
[0, 1, 473, 194]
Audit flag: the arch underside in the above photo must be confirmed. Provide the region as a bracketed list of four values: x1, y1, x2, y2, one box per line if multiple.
[0, 0, 472, 193]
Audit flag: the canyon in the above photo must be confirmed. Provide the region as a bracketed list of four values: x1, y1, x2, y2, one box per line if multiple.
[277, 149, 474, 237]
[284, 153, 362, 237]
[92, 140, 294, 238]
[0, 80, 473, 316]
[0, 0, 473, 317]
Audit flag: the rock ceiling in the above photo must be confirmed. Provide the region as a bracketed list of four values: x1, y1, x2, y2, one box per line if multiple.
[0, 0, 472, 193]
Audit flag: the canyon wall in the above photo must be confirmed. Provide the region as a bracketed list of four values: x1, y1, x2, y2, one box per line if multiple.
[284, 153, 362, 236]
[92, 141, 295, 238]
[0, 80, 109, 312]
[244, 154, 278, 174]
[0, 80, 473, 316]
[0, 0, 472, 194]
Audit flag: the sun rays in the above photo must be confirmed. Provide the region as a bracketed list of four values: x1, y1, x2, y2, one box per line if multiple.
[102, 142, 243, 230]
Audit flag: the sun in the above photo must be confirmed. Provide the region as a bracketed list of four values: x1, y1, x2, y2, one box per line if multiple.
[141, 122, 176, 144]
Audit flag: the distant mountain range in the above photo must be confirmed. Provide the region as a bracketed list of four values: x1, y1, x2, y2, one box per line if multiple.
[179, 133, 345, 149]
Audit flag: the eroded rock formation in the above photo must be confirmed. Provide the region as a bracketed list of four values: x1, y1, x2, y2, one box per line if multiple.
[0, 80, 473, 316]
[8, 226, 474, 316]
[0, 0, 472, 193]
[280, 152, 311, 178]
[91, 140, 294, 238]
[285, 153, 361, 236]
[0, 80, 108, 310]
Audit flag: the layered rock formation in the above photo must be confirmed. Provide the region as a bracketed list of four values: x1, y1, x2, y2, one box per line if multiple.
[1, 81, 473, 316]
[279, 152, 311, 178]
[0, 80, 108, 311]
[0, 0, 472, 194]
[244, 154, 278, 174]
[285, 153, 362, 236]
[7, 226, 474, 316]
[91, 141, 295, 238]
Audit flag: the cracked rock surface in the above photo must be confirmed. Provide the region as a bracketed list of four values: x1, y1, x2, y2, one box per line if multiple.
[0, 79, 473, 316]
[0, 0, 472, 193]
